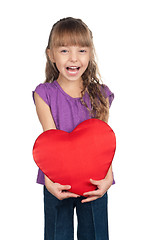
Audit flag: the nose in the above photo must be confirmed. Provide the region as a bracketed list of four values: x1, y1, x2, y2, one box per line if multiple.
[69, 50, 78, 63]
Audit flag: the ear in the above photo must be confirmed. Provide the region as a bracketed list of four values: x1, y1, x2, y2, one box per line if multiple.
[46, 49, 55, 63]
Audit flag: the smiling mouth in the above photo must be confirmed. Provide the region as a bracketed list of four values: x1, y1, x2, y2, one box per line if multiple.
[66, 66, 80, 71]
[66, 66, 80, 75]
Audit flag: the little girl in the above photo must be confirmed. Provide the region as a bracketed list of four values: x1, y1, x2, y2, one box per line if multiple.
[32, 17, 115, 240]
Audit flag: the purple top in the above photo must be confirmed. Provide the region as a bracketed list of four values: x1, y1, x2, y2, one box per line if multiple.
[32, 80, 115, 185]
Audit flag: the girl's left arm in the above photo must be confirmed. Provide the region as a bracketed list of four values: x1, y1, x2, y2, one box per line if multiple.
[82, 97, 114, 203]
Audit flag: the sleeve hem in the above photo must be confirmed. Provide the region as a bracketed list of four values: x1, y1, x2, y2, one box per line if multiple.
[32, 90, 50, 107]
[32, 83, 50, 107]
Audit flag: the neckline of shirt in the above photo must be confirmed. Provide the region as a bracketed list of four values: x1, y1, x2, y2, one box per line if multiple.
[54, 80, 84, 100]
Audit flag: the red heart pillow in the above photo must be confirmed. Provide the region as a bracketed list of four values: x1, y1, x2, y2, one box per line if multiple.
[32, 118, 116, 196]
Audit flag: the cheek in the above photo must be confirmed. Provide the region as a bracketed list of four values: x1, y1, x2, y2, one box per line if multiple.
[84, 54, 90, 66]
[80, 55, 89, 66]
[55, 58, 65, 70]
[83, 58, 90, 68]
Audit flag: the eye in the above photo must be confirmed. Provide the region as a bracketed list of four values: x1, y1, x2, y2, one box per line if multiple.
[79, 49, 86, 53]
[61, 49, 68, 53]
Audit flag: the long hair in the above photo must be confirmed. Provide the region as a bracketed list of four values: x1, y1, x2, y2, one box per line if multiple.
[44, 17, 109, 122]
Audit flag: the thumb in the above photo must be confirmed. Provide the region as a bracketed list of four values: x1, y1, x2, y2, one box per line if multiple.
[60, 184, 71, 190]
[90, 179, 100, 185]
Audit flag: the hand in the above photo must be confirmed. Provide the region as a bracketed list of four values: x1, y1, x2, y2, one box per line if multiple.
[45, 175, 80, 200]
[81, 177, 113, 203]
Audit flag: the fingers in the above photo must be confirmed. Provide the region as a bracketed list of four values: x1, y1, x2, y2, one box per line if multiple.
[61, 191, 80, 199]
[83, 189, 101, 196]
[56, 184, 80, 200]
[82, 186, 105, 203]
[81, 196, 99, 203]
[81, 191, 105, 203]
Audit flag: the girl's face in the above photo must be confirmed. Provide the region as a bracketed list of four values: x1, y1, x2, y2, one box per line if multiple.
[48, 45, 90, 82]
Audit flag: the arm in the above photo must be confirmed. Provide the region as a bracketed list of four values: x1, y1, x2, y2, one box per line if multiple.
[34, 92, 80, 200]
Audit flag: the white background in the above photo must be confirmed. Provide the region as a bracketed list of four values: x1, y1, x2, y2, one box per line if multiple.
[0, 0, 158, 239]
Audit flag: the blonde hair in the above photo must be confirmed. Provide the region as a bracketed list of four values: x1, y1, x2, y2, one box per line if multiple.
[45, 17, 109, 122]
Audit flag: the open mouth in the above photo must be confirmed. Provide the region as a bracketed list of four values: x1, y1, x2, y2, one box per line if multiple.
[66, 66, 80, 71]
[66, 66, 80, 75]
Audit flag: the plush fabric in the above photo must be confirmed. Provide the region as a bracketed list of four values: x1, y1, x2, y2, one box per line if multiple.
[33, 118, 116, 196]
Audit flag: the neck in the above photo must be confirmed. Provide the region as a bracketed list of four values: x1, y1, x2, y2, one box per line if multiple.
[56, 77, 84, 98]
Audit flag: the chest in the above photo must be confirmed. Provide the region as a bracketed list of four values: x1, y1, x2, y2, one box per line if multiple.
[49, 94, 92, 132]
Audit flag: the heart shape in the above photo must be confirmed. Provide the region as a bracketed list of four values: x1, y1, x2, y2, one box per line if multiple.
[32, 118, 116, 196]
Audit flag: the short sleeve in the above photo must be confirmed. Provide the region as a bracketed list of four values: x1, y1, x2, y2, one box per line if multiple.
[101, 84, 114, 108]
[32, 83, 50, 107]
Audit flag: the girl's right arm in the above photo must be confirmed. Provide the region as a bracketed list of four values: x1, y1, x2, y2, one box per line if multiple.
[34, 92, 80, 200]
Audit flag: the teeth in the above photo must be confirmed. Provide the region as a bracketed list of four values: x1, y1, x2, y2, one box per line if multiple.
[67, 66, 79, 69]
[70, 67, 77, 69]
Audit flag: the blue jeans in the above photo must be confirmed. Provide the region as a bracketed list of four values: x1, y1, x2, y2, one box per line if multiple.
[44, 186, 109, 240]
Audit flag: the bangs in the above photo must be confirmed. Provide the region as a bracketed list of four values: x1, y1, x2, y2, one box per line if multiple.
[51, 20, 93, 48]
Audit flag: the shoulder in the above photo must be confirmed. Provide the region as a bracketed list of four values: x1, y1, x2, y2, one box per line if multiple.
[32, 81, 57, 106]
[34, 81, 57, 92]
